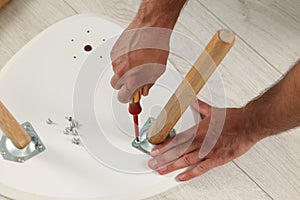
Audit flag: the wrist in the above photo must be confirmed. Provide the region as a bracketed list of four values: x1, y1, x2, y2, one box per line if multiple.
[131, 0, 186, 29]
[242, 100, 274, 142]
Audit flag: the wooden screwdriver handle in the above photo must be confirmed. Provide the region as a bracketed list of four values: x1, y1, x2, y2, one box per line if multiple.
[148, 29, 235, 144]
[0, 0, 10, 9]
[0, 101, 31, 149]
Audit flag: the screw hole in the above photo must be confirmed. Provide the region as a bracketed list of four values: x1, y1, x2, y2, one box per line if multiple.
[73, 56, 77, 59]
[87, 30, 90, 34]
[84, 44, 93, 52]
[102, 38, 106, 42]
[71, 39, 74, 42]
[100, 55, 103, 59]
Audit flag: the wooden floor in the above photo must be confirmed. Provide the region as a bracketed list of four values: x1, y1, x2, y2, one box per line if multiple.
[0, 0, 299, 199]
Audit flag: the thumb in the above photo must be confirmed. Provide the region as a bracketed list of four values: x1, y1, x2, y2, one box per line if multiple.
[191, 98, 212, 118]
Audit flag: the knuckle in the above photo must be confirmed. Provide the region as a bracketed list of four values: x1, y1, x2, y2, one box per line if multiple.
[182, 154, 193, 166]
[111, 60, 118, 69]
[165, 163, 175, 172]
[196, 163, 208, 173]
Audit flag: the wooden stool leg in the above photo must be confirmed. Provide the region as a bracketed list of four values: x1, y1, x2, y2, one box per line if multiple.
[0, 101, 31, 149]
[0, 0, 10, 10]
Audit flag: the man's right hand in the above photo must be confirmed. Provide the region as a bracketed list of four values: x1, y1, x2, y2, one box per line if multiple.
[110, 25, 170, 103]
[110, 0, 187, 103]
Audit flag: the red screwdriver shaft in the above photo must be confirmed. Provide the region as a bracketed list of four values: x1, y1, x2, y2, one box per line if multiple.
[133, 115, 139, 141]
[129, 89, 142, 142]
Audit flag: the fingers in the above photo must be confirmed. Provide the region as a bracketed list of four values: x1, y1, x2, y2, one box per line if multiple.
[148, 140, 199, 170]
[111, 63, 165, 103]
[117, 85, 133, 103]
[191, 98, 212, 117]
[176, 158, 219, 181]
[157, 150, 202, 175]
[149, 123, 207, 170]
[111, 56, 129, 89]
[151, 125, 199, 156]
[142, 83, 154, 96]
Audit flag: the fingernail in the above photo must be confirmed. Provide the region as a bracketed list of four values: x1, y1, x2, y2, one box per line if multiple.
[177, 174, 186, 181]
[148, 159, 158, 169]
[150, 149, 159, 157]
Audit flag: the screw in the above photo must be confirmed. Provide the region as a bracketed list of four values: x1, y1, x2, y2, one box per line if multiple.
[66, 116, 73, 122]
[24, 124, 30, 130]
[72, 137, 80, 145]
[17, 158, 25, 163]
[71, 121, 78, 129]
[1, 151, 6, 156]
[46, 118, 53, 125]
[135, 137, 140, 143]
[63, 127, 71, 135]
[38, 145, 44, 152]
[71, 129, 78, 136]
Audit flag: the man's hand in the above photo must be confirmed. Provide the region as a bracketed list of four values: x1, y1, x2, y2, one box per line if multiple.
[148, 99, 261, 181]
[110, 26, 170, 103]
[110, 0, 187, 103]
[148, 60, 300, 181]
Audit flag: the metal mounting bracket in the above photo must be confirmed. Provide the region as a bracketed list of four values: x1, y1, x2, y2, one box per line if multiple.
[132, 117, 176, 154]
[0, 122, 45, 163]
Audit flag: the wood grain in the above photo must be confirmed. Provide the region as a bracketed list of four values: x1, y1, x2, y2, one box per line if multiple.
[200, 0, 300, 74]
[148, 30, 235, 144]
[0, 101, 30, 149]
[0, 0, 75, 68]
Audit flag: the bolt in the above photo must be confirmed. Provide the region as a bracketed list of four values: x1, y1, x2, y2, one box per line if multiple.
[70, 120, 78, 129]
[134, 137, 140, 143]
[72, 137, 80, 145]
[1, 151, 6, 156]
[17, 158, 25, 163]
[63, 128, 71, 135]
[24, 124, 30, 130]
[71, 129, 78, 136]
[38, 145, 44, 152]
[46, 118, 53, 124]
[66, 116, 73, 122]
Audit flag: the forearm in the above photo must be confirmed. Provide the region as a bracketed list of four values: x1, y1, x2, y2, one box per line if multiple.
[245, 61, 300, 140]
[131, 0, 187, 28]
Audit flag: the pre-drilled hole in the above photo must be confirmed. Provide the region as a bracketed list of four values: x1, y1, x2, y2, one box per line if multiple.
[71, 39, 74, 42]
[100, 56, 103, 59]
[73, 56, 77, 59]
[84, 44, 93, 52]
[102, 38, 106, 42]
[87, 30, 90, 33]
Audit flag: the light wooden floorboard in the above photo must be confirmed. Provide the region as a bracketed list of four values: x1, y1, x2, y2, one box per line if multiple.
[0, 0, 299, 199]
[0, 0, 76, 68]
[64, 0, 140, 27]
[200, 0, 300, 74]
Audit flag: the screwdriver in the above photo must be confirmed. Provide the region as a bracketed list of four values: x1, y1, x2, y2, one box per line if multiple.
[128, 89, 142, 142]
